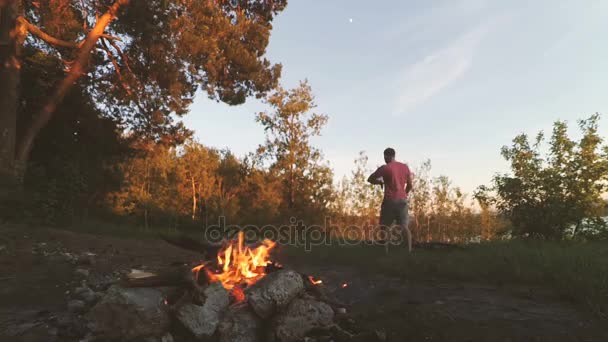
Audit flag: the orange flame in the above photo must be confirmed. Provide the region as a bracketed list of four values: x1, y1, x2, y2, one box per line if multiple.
[232, 285, 246, 302]
[308, 275, 323, 285]
[192, 232, 276, 290]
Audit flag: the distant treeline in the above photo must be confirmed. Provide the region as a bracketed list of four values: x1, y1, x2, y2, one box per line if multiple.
[8, 54, 608, 241]
[2, 1, 607, 241]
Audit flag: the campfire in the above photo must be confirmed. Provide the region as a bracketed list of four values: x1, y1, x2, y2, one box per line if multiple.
[193, 232, 277, 292]
[76, 233, 383, 342]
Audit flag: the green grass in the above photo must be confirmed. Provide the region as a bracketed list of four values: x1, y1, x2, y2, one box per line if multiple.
[282, 240, 608, 319]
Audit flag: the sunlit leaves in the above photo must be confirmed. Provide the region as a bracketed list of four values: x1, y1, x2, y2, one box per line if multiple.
[480, 114, 608, 239]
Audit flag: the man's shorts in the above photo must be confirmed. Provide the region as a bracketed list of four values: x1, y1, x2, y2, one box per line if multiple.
[380, 198, 409, 226]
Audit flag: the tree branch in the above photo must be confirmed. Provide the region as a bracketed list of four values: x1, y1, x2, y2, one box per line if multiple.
[15, 0, 130, 165]
[100, 38, 132, 95]
[107, 38, 132, 74]
[17, 16, 79, 48]
[16, 16, 121, 49]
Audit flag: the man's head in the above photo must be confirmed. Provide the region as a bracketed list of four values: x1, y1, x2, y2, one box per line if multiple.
[383, 147, 396, 164]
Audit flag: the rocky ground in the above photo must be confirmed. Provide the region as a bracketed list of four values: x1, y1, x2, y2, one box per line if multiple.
[0, 224, 606, 341]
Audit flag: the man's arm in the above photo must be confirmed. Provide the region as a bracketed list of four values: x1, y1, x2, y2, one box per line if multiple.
[367, 166, 384, 185]
[405, 168, 413, 194]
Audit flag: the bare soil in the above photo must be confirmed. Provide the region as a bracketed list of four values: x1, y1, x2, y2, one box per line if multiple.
[0, 224, 606, 341]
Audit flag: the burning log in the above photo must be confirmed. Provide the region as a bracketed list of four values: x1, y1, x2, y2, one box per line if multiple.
[121, 264, 210, 290]
[270, 297, 335, 342]
[175, 282, 229, 340]
[121, 272, 191, 288]
[246, 269, 305, 319]
[218, 303, 263, 342]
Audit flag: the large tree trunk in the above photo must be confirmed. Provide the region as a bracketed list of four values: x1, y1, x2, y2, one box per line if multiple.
[14, 0, 129, 175]
[0, 1, 24, 192]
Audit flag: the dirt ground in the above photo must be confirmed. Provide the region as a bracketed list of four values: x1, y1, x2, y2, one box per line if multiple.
[0, 224, 606, 342]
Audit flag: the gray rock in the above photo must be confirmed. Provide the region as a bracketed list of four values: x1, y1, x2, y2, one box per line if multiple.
[77, 252, 96, 266]
[246, 270, 304, 318]
[176, 282, 229, 340]
[271, 298, 334, 342]
[86, 285, 170, 340]
[145, 332, 174, 342]
[75, 268, 90, 277]
[74, 286, 100, 305]
[68, 299, 86, 313]
[218, 303, 262, 342]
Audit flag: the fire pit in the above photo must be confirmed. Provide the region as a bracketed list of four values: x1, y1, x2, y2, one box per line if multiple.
[79, 232, 383, 341]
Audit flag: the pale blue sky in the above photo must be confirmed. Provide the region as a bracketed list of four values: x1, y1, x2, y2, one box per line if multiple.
[184, 0, 608, 195]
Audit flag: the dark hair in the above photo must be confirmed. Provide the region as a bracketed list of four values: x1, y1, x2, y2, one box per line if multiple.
[383, 148, 396, 157]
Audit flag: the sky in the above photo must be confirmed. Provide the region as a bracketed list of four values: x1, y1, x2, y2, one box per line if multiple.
[184, 0, 608, 195]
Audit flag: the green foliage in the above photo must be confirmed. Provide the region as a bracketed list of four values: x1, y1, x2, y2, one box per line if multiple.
[478, 114, 608, 239]
[106, 139, 295, 229]
[330, 151, 383, 234]
[255, 80, 333, 220]
[348, 152, 383, 221]
[19, 48, 130, 224]
[20, 0, 287, 144]
[93, 0, 287, 141]
[405, 160, 504, 243]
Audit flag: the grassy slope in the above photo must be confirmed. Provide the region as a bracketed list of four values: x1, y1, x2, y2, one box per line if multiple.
[282, 240, 608, 318]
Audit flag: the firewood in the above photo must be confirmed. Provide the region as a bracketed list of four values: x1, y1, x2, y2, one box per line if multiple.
[120, 266, 193, 288]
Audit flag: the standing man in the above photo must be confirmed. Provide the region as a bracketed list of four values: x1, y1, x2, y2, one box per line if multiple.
[367, 148, 413, 252]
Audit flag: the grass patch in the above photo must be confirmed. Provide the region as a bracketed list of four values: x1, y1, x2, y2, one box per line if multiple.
[282, 240, 608, 318]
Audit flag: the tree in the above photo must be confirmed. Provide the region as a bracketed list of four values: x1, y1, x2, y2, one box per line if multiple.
[0, 0, 287, 187]
[178, 141, 221, 221]
[109, 142, 183, 229]
[409, 159, 432, 241]
[347, 152, 382, 228]
[0, 0, 24, 190]
[255, 80, 333, 219]
[238, 153, 283, 224]
[474, 186, 504, 241]
[20, 49, 130, 223]
[478, 114, 608, 239]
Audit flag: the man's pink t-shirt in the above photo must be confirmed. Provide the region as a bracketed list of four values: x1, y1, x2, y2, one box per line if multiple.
[371, 161, 411, 200]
